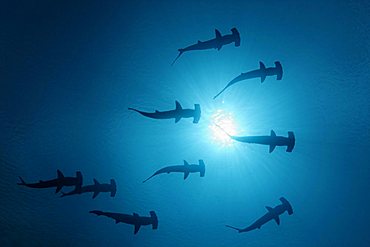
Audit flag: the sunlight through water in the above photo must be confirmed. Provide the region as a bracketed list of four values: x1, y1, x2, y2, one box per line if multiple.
[209, 109, 238, 147]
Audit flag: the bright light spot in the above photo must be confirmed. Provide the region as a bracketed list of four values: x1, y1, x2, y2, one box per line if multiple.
[209, 109, 237, 146]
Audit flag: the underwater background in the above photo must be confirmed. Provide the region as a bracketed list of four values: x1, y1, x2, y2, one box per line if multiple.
[1, 0, 370, 246]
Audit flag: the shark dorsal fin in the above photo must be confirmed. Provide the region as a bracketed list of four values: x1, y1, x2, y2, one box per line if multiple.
[133, 213, 139, 217]
[266, 206, 274, 213]
[155, 110, 160, 113]
[175, 101, 182, 110]
[57, 170, 64, 179]
[215, 29, 222, 39]
[259, 61, 266, 70]
[184, 160, 189, 166]
[197, 40, 202, 44]
[93, 179, 100, 185]
[270, 130, 276, 137]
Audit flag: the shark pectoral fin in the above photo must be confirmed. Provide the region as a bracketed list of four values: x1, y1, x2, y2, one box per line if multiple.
[274, 216, 280, 225]
[56, 184, 63, 193]
[115, 219, 120, 224]
[269, 144, 276, 153]
[217, 45, 222, 51]
[92, 191, 99, 199]
[261, 74, 266, 83]
[175, 116, 181, 123]
[134, 224, 141, 234]
[184, 171, 190, 180]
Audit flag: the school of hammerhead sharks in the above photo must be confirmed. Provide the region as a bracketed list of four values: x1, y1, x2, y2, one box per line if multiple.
[17, 28, 295, 236]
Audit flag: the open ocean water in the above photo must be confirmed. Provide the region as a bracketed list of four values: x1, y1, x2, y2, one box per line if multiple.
[1, 1, 370, 246]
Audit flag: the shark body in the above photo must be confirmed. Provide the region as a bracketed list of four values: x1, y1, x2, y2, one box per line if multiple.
[214, 61, 283, 99]
[17, 170, 83, 193]
[129, 101, 201, 123]
[172, 28, 240, 65]
[226, 197, 293, 233]
[143, 160, 205, 183]
[61, 179, 116, 199]
[90, 210, 158, 234]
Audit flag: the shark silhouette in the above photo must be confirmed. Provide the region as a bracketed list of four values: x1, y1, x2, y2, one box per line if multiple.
[172, 28, 241, 65]
[61, 179, 116, 199]
[17, 170, 83, 193]
[143, 160, 205, 183]
[213, 61, 283, 99]
[90, 210, 158, 235]
[216, 125, 295, 153]
[226, 197, 293, 233]
[128, 101, 201, 123]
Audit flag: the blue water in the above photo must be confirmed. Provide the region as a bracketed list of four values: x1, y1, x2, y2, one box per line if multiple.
[1, 1, 370, 246]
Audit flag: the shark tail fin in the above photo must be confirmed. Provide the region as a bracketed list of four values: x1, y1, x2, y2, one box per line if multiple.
[199, 160, 206, 177]
[90, 210, 103, 216]
[274, 61, 283, 80]
[193, 104, 201, 123]
[225, 225, 242, 233]
[286, 131, 295, 152]
[171, 49, 184, 66]
[150, 211, 158, 230]
[280, 197, 293, 215]
[231, 28, 241, 47]
[110, 179, 117, 197]
[17, 176, 26, 185]
[143, 173, 156, 183]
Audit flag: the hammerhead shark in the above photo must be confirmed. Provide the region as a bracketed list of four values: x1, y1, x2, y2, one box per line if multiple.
[128, 101, 201, 123]
[61, 179, 116, 199]
[213, 61, 283, 99]
[143, 160, 205, 183]
[90, 210, 158, 234]
[216, 125, 295, 153]
[226, 197, 293, 233]
[17, 170, 83, 193]
[172, 28, 241, 65]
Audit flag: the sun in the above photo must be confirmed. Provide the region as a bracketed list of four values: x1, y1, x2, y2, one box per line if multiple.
[209, 109, 237, 146]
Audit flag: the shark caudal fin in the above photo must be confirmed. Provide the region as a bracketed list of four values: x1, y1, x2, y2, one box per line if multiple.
[193, 104, 201, 123]
[90, 210, 104, 216]
[231, 28, 241, 47]
[110, 179, 117, 197]
[17, 176, 26, 185]
[274, 61, 283, 80]
[259, 61, 267, 83]
[225, 225, 242, 233]
[199, 160, 206, 177]
[286, 131, 295, 152]
[171, 49, 184, 66]
[150, 211, 159, 230]
[280, 197, 293, 215]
